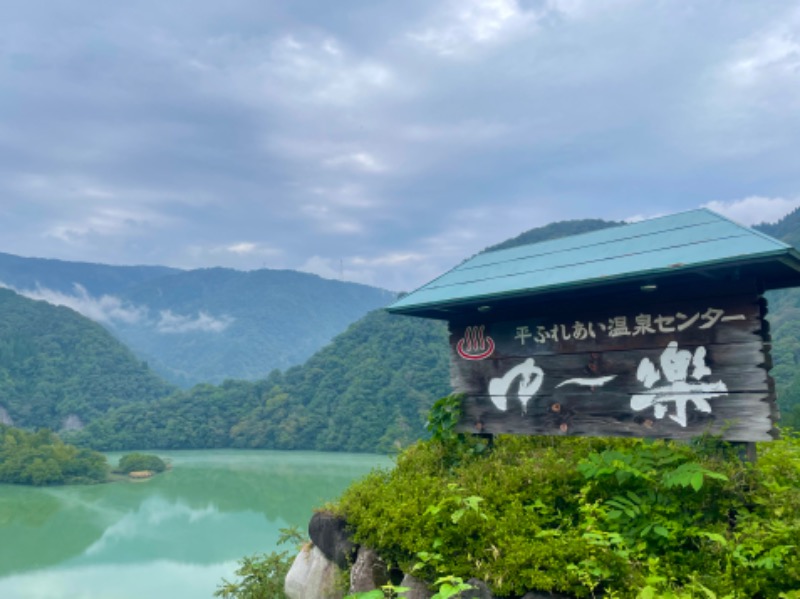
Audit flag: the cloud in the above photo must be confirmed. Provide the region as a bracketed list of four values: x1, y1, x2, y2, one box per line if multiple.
[702, 196, 800, 226]
[0, 282, 146, 325]
[188, 32, 395, 109]
[323, 152, 386, 173]
[45, 207, 171, 245]
[726, 9, 800, 88]
[217, 242, 282, 257]
[409, 0, 537, 57]
[0, 280, 234, 334]
[156, 310, 234, 334]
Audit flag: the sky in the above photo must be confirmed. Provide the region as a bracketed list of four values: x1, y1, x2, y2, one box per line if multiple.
[2, 0, 800, 292]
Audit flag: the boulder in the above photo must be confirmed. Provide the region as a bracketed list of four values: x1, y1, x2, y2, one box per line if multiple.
[309, 511, 356, 569]
[349, 546, 389, 593]
[284, 545, 343, 599]
[462, 578, 495, 598]
[399, 573, 432, 599]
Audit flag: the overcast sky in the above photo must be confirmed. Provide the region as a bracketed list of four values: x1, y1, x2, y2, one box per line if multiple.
[2, 0, 799, 292]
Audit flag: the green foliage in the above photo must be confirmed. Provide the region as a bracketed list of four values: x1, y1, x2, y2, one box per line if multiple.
[427, 395, 463, 443]
[110, 267, 394, 387]
[336, 434, 800, 598]
[214, 526, 306, 599]
[345, 584, 410, 599]
[116, 452, 167, 474]
[0, 424, 108, 485]
[0, 288, 175, 432]
[482, 219, 621, 253]
[78, 309, 450, 453]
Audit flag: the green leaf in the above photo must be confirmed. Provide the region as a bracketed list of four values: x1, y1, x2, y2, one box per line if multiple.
[653, 526, 669, 538]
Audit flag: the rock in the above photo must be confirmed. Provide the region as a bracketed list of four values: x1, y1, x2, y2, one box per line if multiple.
[349, 547, 389, 593]
[61, 414, 84, 431]
[462, 578, 495, 598]
[308, 511, 356, 569]
[285, 545, 343, 599]
[399, 573, 432, 599]
[0, 406, 13, 426]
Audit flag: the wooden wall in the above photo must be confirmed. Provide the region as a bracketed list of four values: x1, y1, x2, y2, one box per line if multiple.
[449, 293, 776, 441]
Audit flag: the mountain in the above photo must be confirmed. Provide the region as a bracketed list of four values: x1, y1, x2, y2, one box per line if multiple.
[0, 251, 178, 296]
[71, 213, 800, 453]
[71, 309, 451, 453]
[0, 254, 394, 386]
[482, 218, 623, 253]
[0, 288, 175, 431]
[109, 268, 395, 386]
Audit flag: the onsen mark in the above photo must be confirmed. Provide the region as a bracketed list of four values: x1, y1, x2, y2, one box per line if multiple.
[457, 325, 495, 361]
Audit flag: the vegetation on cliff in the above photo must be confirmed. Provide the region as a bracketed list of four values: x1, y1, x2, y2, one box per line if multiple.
[0, 424, 108, 485]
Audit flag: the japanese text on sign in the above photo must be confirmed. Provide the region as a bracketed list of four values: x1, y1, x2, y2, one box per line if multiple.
[513, 307, 746, 345]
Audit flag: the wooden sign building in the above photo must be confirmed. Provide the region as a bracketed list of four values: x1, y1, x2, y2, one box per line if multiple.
[388, 210, 800, 442]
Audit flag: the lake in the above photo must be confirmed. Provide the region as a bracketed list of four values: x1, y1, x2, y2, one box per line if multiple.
[0, 450, 391, 599]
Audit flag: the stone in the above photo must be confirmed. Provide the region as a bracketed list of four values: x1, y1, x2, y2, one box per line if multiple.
[0, 407, 13, 426]
[349, 546, 389, 593]
[399, 573, 433, 599]
[308, 511, 357, 569]
[284, 545, 343, 599]
[462, 578, 495, 598]
[60, 414, 84, 431]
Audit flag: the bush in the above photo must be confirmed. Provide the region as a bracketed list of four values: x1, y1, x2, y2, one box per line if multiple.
[215, 526, 305, 599]
[335, 433, 800, 598]
[116, 452, 167, 474]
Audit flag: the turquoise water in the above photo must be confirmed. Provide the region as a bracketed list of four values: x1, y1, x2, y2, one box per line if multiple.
[0, 450, 390, 599]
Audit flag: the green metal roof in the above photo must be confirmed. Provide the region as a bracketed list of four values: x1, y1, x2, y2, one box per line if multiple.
[389, 209, 800, 318]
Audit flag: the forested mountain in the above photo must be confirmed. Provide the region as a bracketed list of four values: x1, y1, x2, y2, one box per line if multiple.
[0, 289, 175, 431]
[482, 218, 623, 253]
[0, 251, 178, 296]
[71, 309, 450, 453]
[109, 268, 395, 386]
[0, 254, 393, 386]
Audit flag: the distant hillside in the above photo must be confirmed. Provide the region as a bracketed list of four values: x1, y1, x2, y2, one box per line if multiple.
[0, 251, 178, 296]
[755, 207, 800, 248]
[0, 253, 394, 386]
[110, 268, 395, 386]
[72, 309, 450, 453]
[0, 288, 175, 431]
[482, 218, 622, 253]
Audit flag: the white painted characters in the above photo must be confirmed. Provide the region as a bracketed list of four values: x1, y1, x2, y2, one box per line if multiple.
[488, 359, 615, 414]
[630, 342, 727, 427]
[488, 358, 543, 414]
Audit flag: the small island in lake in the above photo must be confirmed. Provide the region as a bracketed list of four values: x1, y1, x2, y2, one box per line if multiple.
[114, 452, 169, 480]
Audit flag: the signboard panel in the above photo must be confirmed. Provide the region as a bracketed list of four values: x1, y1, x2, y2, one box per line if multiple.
[449, 294, 776, 441]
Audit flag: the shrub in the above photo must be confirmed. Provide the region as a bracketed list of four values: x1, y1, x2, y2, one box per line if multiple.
[215, 527, 305, 599]
[116, 452, 167, 474]
[335, 432, 800, 598]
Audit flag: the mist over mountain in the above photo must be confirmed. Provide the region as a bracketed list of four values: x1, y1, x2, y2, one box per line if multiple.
[0, 288, 175, 431]
[0, 255, 393, 386]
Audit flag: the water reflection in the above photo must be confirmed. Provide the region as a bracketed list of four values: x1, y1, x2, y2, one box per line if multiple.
[0, 450, 389, 599]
